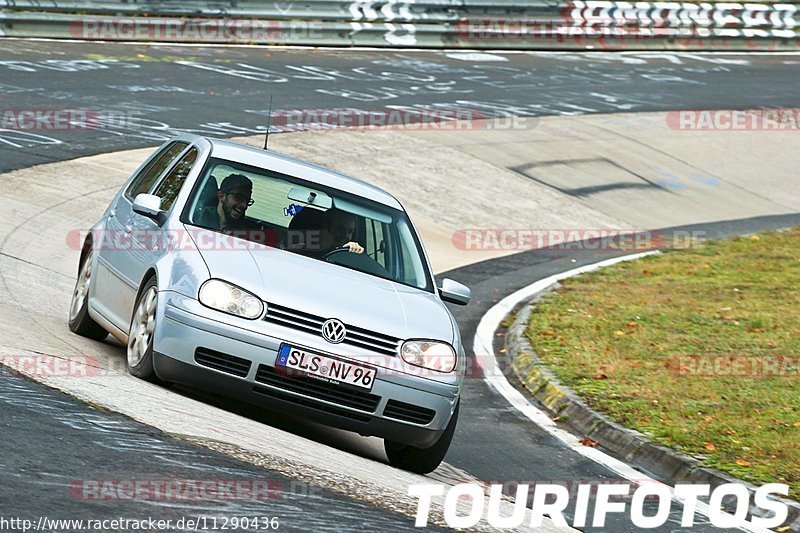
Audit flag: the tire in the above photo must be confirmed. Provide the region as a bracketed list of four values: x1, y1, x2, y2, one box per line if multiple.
[384, 400, 460, 474]
[127, 277, 159, 382]
[68, 250, 108, 341]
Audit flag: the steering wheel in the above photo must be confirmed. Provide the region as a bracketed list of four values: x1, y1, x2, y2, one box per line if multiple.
[323, 246, 352, 260]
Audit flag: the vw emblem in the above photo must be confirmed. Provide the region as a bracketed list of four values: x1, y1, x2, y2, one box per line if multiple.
[321, 319, 346, 344]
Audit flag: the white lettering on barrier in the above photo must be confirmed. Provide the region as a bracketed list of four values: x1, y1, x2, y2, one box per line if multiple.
[570, 1, 796, 38]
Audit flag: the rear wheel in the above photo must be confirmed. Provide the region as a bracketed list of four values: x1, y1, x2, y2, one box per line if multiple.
[127, 278, 159, 382]
[385, 401, 459, 474]
[68, 250, 108, 341]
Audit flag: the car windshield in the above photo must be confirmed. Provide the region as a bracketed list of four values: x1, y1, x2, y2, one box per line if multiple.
[182, 157, 433, 292]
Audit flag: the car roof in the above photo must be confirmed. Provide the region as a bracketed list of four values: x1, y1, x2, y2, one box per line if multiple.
[191, 135, 403, 210]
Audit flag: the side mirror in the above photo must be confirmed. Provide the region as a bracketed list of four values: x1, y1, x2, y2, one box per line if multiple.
[438, 278, 470, 306]
[132, 193, 165, 224]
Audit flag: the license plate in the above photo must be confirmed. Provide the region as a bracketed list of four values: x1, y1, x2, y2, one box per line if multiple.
[276, 344, 377, 391]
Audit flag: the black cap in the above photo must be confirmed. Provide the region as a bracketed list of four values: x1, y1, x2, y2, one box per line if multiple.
[220, 173, 252, 193]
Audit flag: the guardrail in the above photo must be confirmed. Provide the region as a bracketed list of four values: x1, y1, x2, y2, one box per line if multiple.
[1, 0, 798, 50]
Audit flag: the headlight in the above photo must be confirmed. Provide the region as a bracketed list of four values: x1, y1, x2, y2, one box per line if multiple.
[199, 279, 264, 320]
[400, 340, 456, 373]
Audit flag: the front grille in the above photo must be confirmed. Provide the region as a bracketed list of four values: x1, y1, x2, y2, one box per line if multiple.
[263, 302, 401, 356]
[255, 364, 381, 413]
[194, 348, 251, 378]
[253, 386, 371, 423]
[383, 400, 436, 425]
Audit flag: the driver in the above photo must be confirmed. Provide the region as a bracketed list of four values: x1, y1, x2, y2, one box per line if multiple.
[320, 208, 364, 255]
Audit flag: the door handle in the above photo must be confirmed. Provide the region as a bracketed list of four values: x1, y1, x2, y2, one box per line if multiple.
[125, 225, 132, 234]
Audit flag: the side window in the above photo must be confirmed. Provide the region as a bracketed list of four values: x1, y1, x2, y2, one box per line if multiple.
[154, 147, 198, 212]
[126, 142, 188, 199]
[399, 239, 417, 286]
[364, 218, 387, 268]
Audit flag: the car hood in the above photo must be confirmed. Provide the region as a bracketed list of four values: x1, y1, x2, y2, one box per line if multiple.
[189, 228, 454, 343]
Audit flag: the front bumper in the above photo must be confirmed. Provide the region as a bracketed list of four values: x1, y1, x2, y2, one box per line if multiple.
[154, 295, 460, 448]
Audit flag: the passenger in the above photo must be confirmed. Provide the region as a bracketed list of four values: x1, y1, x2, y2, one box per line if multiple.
[195, 173, 258, 231]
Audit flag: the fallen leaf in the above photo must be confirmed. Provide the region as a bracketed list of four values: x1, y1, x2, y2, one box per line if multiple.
[595, 371, 608, 379]
[642, 269, 651, 275]
[793, 422, 800, 427]
[750, 235, 760, 241]
[704, 443, 716, 451]
[735, 459, 751, 467]
[615, 330, 625, 336]
[626, 321, 637, 328]
[703, 416, 713, 422]
[580, 437, 600, 447]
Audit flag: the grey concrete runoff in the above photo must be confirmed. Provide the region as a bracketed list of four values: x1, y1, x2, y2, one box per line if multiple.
[3, 41, 800, 176]
[504, 283, 800, 530]
[1, 110, 798, 530]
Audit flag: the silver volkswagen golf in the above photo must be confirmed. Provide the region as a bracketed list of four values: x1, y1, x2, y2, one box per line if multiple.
[68, 134, 470, 473]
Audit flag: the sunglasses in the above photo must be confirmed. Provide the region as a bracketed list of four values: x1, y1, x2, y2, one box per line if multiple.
[225, 192, 255, 207]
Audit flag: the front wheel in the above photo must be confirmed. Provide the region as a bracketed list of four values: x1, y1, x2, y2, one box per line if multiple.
[127, 278, 159, 382]
[68, 250, 108, 341]
[384, 401, 460, 474]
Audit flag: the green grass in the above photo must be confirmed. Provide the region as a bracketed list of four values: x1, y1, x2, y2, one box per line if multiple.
[525, 229, 800, 499]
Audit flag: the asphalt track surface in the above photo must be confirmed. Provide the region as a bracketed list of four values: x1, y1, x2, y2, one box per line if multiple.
[0, 370, 438, 532]
[2, 40, 800, 173]
[2, 40, 800, 531]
